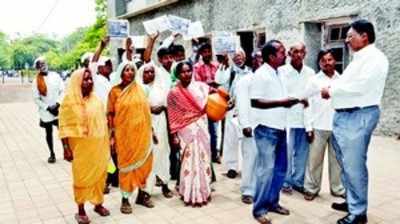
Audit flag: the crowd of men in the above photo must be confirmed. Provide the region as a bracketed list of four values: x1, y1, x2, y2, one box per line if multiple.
[32, 19, 388, 224]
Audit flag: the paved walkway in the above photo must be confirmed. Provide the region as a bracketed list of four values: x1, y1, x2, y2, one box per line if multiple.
[0, 84, 399, 224]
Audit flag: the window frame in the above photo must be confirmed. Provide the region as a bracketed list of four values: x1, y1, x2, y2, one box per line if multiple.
[321, 19, 352, 74]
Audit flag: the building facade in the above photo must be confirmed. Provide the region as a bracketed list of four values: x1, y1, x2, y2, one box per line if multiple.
[107, 0, 400, 136]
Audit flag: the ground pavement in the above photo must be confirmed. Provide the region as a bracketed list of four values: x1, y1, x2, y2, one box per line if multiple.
[0, 82, 399, 224]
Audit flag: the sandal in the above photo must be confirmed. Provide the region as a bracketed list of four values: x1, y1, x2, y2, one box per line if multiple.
[94, 205, 110, 216]
[120, 201, 132, 214]
[162, 185, 174, 199]
[304, 191, 317, 201]
[74, 213, 90, 224]
[136, 190, 154, 208]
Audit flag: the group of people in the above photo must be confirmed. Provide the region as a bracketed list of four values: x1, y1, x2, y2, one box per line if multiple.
[32, 19, 388, 224]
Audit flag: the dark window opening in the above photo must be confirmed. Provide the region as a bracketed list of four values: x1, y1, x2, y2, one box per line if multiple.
[237, 31, 254, 67]
[330, 28, 341, 41]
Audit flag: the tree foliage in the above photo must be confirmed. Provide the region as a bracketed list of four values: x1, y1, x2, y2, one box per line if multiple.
[3, 0, 107, 71]
[0, 32, 11, 69]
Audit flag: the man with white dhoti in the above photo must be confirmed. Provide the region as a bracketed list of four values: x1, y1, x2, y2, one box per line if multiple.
[215, 49, 252, 180]
[236, 71, 257, 204]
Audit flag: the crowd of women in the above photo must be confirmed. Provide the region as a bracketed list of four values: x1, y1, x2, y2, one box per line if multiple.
[32, 33, 236, 223]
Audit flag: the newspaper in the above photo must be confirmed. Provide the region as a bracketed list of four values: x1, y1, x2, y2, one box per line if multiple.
[183, 21, 205, 40]
[167, 15, 191, 36]
[129, 35, 147, 49]
[212, 32, 237, 55]
[108, 19, 129, 38]
[143, 15, 170, 35]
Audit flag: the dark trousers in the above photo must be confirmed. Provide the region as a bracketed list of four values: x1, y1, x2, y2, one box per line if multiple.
[39, 120, 58, 156]
[208, 119, 219, 160]
[170, 146, 181, 182]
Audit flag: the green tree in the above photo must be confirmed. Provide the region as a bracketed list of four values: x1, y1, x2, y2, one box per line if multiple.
[0, 32, 11, 69]
[57, 0, 107, 70]
[4, 0, 107, 71]
[10, 43, 35, 70]
[95, 0, 107, 21]
[9, 34, 61, 69]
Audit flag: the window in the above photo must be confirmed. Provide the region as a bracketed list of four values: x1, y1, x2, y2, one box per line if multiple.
[256, 32, 266, 49]
[327, 25, 349, 43]
[322, 23, 350, 74]
[237, 31, 254, 66]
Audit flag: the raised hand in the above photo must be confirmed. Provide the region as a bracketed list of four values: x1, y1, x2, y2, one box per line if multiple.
[101, 36, 110, 48]
[125, 37, 133, 50]
[149, 31, 160, 41]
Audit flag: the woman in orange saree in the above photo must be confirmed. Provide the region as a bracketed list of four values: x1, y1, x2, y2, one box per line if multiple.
[59, 68, 110, 224]
[107, 61, 153, 214]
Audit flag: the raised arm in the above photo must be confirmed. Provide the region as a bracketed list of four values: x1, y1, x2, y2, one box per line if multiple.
[143, 32, 159, 63]
[92, 36, 110, 63]
[159, 32, 180, 49]
[125, 37, 133, 62]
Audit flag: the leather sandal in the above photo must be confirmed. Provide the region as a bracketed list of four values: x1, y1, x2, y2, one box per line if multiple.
[94, 205, 110, 216]
[120, 201, 132, 214]
[304, 191, 317, 201]
[136, 191, 154, 208]
[255, 215, 271, 224]
[75, 213, 90, 224]
[162, 185, 174, 198]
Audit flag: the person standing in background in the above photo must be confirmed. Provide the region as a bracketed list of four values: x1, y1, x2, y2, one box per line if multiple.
[32, 56, 64, 163]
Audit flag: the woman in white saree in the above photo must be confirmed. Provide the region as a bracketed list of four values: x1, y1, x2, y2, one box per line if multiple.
[136, 63, 174, 199]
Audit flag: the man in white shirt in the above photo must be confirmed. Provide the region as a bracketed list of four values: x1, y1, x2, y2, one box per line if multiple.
[32, 57, 64, 163]
[93, 57, 112, 107]
[143, 33, 174, 90]
[235, 73, 257, 204]
[250, 40, 302, 224]
[279, 43, 315, 194]
[144, 32, 185, 86]
[90, 37, 113, 108]
[302, 49, 345, 201]
[321, 19, 389, 224]
[215, 49, 252, 179]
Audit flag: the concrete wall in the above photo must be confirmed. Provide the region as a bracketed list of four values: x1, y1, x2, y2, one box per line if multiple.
[110, 0, 400, 136]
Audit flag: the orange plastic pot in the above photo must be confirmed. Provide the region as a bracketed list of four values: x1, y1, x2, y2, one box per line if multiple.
[206, 87, 229, 121]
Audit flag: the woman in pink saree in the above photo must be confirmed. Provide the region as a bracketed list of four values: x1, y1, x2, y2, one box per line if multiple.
[167, 61, 212, 206]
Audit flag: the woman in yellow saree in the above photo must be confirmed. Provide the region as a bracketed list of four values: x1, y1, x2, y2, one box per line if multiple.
[108, 61, 153, 214]
[59, 68, 110, 224]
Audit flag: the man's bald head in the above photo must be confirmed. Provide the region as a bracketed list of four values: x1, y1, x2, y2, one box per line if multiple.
[289, 42, 306, 69]
[289, 42, 306, 52]
[233, 48, 246, 67]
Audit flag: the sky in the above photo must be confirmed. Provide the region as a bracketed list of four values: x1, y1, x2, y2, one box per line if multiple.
[0, 0, 97, 39]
